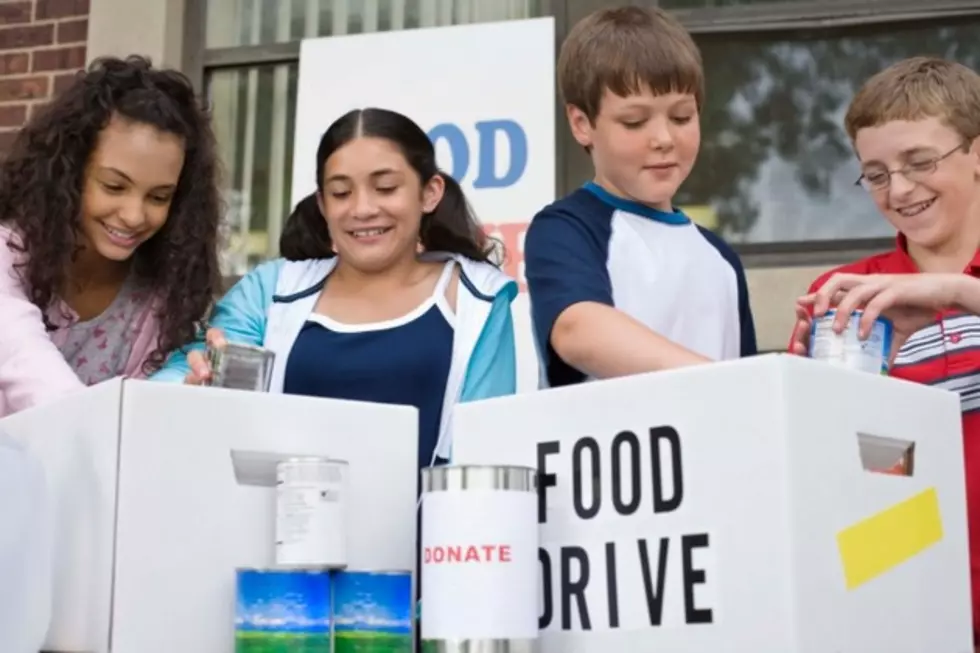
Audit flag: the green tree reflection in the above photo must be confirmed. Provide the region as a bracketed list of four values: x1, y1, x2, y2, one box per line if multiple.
[677, 22, 980, 238]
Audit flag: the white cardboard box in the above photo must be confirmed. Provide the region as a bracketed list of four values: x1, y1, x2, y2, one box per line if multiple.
[452, 354, 973, 652]
[0, 379, 419, 653]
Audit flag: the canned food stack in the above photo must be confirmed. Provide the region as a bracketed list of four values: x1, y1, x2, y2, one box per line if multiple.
[808, 310, 894, 375]
[419, 465, 540, 653]
[234, 457, 414, 653]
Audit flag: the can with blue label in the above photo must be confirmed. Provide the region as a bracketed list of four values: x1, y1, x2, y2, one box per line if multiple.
[332, 569, 413, 653]
[809, 309, 893, 375]
[235, 568, 331, 652]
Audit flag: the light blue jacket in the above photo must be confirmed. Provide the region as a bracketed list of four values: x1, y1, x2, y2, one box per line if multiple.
[151, 252, 518, 460]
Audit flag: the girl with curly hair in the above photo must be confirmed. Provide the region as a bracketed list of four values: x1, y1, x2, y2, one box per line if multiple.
[153, 107, 518, 470]
[0, 55, 222, 417]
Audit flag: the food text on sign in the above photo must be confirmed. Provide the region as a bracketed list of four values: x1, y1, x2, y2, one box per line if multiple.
[427, 120, 528, 189]
[537, 426, 714, 632]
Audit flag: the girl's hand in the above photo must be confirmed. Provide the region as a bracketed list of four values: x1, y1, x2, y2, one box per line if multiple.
[183, 328, 228, 385]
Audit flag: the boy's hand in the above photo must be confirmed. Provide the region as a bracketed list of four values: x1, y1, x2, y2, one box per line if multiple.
[788, 302, 812, 356]
[798, 273, 959, 363]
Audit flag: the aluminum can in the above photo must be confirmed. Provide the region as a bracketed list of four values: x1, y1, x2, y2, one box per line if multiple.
[234, 567, 331, 652]
[275, 457, 349, 569]
[207, 342, 275, 392]
[809, 309, 893, 375]
[332, 569, 414, 652]
[420, 465, 539, 653]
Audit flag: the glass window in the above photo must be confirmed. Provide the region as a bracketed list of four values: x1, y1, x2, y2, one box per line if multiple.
[559, 19, 980, 244]
[206, 0, 541, 49]
[205, 0, 543, 274]
[659, 0, 811, 6]
[208, 63, 298, 275]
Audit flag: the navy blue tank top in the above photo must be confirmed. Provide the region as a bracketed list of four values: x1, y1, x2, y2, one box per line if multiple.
[283, 262, 455, 470]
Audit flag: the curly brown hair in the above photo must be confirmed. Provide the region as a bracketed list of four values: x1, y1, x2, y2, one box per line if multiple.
[0, 55, 223, 374]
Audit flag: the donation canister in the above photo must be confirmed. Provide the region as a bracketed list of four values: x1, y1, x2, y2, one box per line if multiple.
[275, 457, 349, 569]
[809, 309, 893, 375]
[420, 465, 538, 653]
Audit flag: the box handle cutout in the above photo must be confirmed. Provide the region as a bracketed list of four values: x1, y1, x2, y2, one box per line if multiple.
[856, 433, 915, 477]
[230, 449, 316, 487]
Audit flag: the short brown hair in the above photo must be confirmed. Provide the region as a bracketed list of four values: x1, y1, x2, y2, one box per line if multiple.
[558, 6, 703, 122]
[845, 57, 980, 143]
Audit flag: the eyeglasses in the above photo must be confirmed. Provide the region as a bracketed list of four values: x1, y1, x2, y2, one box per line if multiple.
[855, 143, 966, 191]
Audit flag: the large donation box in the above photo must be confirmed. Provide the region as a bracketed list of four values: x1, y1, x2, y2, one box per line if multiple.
[451, 354, 973, 653]
[0, 379, 419, 653]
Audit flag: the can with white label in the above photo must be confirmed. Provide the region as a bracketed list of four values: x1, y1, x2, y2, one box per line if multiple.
[274, 457, 348, 569]
[420, 465, 538, 653]
[809, 309, 893, 375]
[207, 342, 275, 392]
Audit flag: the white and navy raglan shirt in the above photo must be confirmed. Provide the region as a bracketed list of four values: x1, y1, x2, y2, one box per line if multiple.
[524, 181, 758, 388]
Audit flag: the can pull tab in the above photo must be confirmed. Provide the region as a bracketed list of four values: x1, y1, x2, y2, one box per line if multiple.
[856, 433, 915, 477]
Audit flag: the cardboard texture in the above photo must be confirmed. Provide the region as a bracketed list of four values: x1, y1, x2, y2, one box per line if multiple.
[451, 354, 972, 653]
[0, 380, 419, 653]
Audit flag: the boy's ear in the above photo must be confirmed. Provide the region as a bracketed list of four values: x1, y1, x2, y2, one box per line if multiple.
[566, 104, 594, 149]
[971, 135, 980, 181]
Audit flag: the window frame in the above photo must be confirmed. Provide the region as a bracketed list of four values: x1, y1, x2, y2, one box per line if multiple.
[183, 0, 980, 264]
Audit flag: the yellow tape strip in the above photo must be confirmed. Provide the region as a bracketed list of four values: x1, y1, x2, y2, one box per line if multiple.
[837, 487, 943, 590]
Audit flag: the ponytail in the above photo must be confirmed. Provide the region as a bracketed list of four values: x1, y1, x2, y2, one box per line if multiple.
[278, 174, 504, 266]
[279, 192, 333, 261]
[420, 172, 501, 264]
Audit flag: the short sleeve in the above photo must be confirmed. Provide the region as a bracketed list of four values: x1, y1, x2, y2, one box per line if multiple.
[524, 205, 613, 386]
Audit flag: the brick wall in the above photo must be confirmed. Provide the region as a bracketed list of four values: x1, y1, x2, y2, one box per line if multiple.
[0, 0, 89, 154]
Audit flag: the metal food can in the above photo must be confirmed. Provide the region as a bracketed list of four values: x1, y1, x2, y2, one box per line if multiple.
[809, 309, 893, 375]
[275, 457, 349, 569]
[234, 568, 331, 653]
[332, 569, 414, 653]
[207, 342, 275, 392]
[420, 465, 538, 653]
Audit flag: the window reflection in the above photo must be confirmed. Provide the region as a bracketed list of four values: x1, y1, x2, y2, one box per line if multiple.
[208, 63, 298, 275]
[563, 19, 980, 244]
[206, 0, 539, 48]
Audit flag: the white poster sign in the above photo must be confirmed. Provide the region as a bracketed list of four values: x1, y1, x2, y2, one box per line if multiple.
[292, 18, 556, 393]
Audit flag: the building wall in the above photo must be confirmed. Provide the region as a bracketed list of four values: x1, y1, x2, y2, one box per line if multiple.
[0, 0, 89, 154]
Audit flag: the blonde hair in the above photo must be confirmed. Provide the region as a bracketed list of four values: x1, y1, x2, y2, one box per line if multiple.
[845, 57, 980, 143]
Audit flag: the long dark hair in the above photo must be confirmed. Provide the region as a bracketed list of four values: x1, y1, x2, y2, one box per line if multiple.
[280, 107, 498, 263]
[0, 55, 222, 374]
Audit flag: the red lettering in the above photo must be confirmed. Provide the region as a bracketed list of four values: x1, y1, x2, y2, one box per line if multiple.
[482, 222, 527, 292]
[423, 544, 516, 564]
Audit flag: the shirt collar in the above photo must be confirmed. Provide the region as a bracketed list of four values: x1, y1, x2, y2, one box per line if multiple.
[894, 233, 980, 275]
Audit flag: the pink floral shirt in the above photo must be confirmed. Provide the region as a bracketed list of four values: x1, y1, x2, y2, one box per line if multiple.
[57, 276, 153, 385]
[0, 225, 164, 417]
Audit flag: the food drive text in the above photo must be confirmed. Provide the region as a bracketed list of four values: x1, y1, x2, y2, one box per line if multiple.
[537, 426, 714, 632]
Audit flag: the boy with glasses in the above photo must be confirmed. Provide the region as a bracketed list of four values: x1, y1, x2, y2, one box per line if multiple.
[789, 56, 980, 645]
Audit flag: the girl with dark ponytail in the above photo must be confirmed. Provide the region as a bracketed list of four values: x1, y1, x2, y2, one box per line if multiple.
[154, 107, 519, 471]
